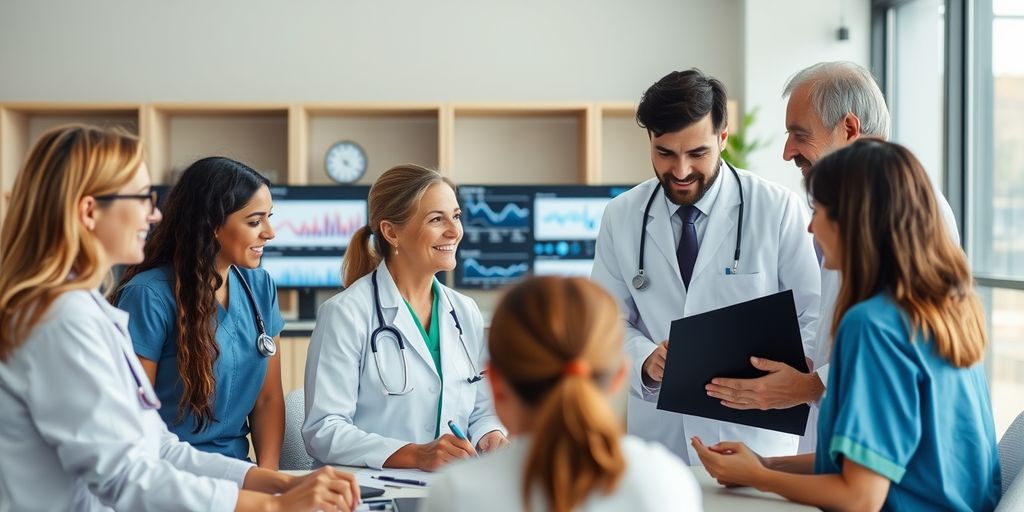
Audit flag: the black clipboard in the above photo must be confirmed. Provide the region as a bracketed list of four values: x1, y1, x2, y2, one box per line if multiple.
[655, 289, 810, 435]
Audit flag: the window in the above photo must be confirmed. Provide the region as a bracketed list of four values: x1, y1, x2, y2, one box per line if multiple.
[876, 0, 1024, 436]
[973, 0, 1024, 436]
[888, 0, 946, 186]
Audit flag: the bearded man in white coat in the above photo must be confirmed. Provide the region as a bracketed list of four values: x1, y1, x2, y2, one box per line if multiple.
[591, 69, 821, 465]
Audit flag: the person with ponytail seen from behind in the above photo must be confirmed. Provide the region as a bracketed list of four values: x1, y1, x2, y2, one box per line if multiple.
[425, 276, 701, 512]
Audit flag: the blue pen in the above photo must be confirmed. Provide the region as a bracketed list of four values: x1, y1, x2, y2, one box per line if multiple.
[447, 419, 468, 440]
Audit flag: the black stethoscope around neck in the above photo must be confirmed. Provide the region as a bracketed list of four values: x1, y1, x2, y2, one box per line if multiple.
[632, 159, 745, 290]
[231, 265, 277, 357]
[369, 269, 485, 396]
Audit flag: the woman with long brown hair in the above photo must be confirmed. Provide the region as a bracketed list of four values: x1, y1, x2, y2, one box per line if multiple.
[303, 164, 507, 471]
[694, 139, 1000, 511]
[425, 276, 701, 512]
[114, 157, 286, 468]
[0, 124, 358, 511]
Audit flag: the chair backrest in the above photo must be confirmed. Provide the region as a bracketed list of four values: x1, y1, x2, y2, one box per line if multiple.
[281, 388, 314, 471]
[996, 470, 1024, 511]
[1000, 410, 1024, 496]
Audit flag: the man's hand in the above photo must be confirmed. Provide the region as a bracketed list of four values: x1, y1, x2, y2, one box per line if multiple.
[704, 357, 824, 410]
[641, 340, 669, 387]
[476, 430, 509, 453]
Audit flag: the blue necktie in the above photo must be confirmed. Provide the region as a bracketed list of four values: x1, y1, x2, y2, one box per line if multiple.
[677, 205, 700, 289]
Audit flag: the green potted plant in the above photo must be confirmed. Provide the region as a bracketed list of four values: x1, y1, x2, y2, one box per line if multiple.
[722, 106, 770, 169]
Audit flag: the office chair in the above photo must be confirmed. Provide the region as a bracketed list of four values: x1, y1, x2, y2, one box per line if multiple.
[281, 388, 314, 471]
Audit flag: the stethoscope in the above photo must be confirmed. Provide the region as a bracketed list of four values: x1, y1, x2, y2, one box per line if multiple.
[87, 292, 162, 410]
[124, 351, 162, 409]
[370, 269, 485, 396]
[632, 159, 745, 290]
[231, 265, 277, 358]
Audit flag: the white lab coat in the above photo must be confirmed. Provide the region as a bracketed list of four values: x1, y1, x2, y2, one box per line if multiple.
[591, 170, 821, 464]
[797, 186, 961, 453]
[424, 435, 703, 512]
[0, 289, 252, 512]
[303, 260, 504, 469]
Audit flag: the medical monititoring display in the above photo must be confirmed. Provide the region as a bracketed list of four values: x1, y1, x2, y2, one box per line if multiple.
[260, 185, 370, 288]
[455, 185, 630, 289]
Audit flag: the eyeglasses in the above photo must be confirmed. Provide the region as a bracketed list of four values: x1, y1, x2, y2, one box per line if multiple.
[94, 190, 159, 215]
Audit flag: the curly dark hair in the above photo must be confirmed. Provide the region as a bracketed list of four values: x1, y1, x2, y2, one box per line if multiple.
[115, 156, 270, 432]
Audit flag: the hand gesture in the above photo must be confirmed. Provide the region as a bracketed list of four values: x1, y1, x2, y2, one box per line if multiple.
[476, 430, 509, 453]
[641, 340, 669, 386]
[273, 466, 360, 512]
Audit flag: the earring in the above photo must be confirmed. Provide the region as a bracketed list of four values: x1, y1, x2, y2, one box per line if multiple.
[393, 244, 399, 255]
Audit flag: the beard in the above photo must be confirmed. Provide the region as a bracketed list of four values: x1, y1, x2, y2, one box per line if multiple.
[660, 159, 722, 206]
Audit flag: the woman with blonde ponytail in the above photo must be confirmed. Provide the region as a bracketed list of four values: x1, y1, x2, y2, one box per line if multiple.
[425, 276, 701, 512]
[304, 164, 507, 471]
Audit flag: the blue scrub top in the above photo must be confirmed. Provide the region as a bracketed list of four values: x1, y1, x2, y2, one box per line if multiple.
[815, 294, 1000, 511]
[117, 265, 285, 460]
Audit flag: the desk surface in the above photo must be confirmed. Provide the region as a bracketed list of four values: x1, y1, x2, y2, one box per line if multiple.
[287, 466, 816, 511]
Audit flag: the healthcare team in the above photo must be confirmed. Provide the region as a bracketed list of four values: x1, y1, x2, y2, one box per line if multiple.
[0, 61, 1001, 512]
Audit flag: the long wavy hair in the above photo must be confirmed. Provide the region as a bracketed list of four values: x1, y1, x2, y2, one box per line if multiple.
[807, 139, 986, 367]
[114, 156, 270, 432]
[488, 276, 627, 512]
[0, 124, 142, 361]
[342, 164, 454, 287]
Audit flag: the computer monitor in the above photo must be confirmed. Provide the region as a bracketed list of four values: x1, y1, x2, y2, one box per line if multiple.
[454, 184, 630, 289]
[262, 185, 370, 289]
[531, 185, 630, 278]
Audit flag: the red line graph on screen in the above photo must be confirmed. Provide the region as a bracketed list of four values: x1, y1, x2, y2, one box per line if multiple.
[270, 200, 366, 248]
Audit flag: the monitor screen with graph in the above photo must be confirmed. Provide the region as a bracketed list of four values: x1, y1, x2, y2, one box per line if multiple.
[261, 185, 369, 288]
[454, 184, 630, 289]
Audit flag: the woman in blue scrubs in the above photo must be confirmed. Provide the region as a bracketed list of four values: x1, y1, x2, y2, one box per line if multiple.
[692, 140, 1000, 511]
[114, 157, 285, 468]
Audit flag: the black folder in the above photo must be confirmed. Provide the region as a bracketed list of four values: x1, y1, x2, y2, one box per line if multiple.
[655, 289, 810, 435]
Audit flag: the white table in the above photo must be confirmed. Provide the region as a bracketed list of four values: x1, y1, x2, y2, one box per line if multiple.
[288, 466, 817, 511]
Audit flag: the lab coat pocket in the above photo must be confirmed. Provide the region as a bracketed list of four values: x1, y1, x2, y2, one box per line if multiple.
[712, 272, 768, 305]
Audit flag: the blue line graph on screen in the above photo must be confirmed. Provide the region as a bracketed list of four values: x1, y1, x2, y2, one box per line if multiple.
[462, 258, 530, 279]
[533, 197, 610, 241]
[261, 256, 343, 287]
[462, 194, 530, 228]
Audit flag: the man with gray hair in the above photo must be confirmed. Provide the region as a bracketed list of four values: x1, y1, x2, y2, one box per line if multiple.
[705, 61, 959, 452]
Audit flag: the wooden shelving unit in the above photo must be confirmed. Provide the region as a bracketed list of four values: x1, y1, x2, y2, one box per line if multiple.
[0, 100, 658, 391]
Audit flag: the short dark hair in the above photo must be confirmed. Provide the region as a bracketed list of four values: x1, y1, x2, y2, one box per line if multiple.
[636, 68, 728, 136]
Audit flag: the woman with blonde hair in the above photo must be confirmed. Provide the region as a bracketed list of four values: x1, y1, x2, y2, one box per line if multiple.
[303, 164, 507, 471]
[694, 139, 1000, 511]
[0, 124, 359, 511]
[425, 276, 701, 512]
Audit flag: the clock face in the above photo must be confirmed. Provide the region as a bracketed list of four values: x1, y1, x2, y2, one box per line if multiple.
[324, 141, 367, 183]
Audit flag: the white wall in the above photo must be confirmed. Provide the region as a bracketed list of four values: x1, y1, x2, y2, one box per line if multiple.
[742, 0, 872, 195]
[0, 0, 743, 103]
[1, 0, 871, 195]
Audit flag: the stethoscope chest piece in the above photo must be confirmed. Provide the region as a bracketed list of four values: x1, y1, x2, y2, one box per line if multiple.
[632, 271, 649, 290]
[256, 333, 277, 357]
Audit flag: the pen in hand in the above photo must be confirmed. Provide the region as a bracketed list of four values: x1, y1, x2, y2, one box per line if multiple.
[447, 420, 468, 441]
[447, 420, 478, 457]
